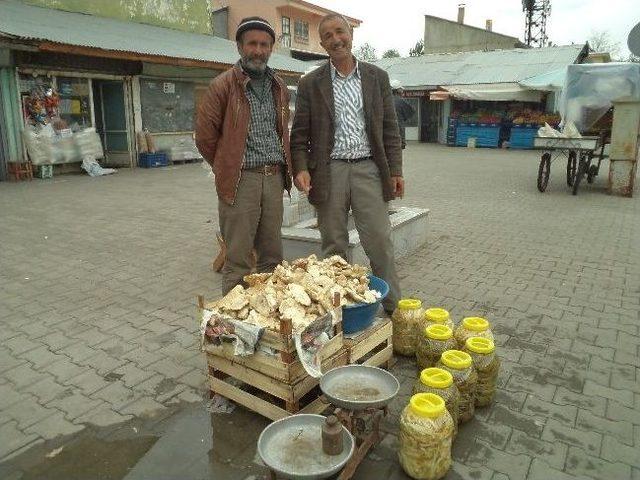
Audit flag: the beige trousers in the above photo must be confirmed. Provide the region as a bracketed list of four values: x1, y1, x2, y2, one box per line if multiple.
[315, 160, 401, 312]
[218, 171, 284, 294]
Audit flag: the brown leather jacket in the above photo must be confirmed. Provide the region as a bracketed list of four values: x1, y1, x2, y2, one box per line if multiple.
[195, 62, 292, 205]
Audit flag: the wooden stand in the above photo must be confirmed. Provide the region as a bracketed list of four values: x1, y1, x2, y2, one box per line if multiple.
[343, 318, 394, 369]
[199, 296, 395, 422]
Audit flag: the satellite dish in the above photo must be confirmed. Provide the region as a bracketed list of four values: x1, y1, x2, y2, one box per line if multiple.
[629, 22, 640, 56]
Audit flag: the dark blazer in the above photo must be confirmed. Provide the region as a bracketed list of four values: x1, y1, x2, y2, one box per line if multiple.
[290, 60, 402, 205]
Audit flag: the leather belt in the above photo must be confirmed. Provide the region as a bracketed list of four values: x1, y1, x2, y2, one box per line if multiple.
[244, 164, 281, 176]
[334, 156, 373, 163]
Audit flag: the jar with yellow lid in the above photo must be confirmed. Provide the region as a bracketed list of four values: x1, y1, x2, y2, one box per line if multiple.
[398, 393, 453, 480]
[392, 298, 424, 356]
[413, 368, 460, 438]
[453, 317, 494, 348]
[463, 337, 500, 407]
[421, 307, 455, 332]
[416, 325, 458, 370]
[436, 350, 478, 424]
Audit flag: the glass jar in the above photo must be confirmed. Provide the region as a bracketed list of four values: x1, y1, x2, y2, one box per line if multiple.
[421, 307, 455, 332]
[392, 298, 424, 356]
[416, 324, 458, 370]
[398, 393, 454, 480]
[436, 350, 478, 424]
[454, 317, 494, 349]
[464, 337, 500, 407]
[413, 367, 461, 439]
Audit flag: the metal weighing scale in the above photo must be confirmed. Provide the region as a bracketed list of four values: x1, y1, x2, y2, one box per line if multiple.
[257, 365, 400, 480]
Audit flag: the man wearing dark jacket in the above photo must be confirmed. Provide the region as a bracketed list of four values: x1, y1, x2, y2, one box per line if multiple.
[290, 14, 402, 313]
[196, 17, 292, 294]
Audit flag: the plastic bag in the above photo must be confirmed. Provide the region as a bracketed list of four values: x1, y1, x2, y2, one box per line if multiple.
[81, 156, 117, 177]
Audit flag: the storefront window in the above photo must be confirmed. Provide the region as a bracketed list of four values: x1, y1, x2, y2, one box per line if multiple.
[56, 76, 92, 128]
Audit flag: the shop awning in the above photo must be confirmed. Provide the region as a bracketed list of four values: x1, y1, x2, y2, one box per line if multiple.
[519, 67, 567, 91]
[442, 82, 544, 102]
[0, 0, 308, 75]
[429, 90, 450, 101]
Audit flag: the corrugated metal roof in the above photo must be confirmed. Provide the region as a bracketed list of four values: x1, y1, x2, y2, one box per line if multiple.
[375, 44, 587, 89]
[0, 0, 308, 73]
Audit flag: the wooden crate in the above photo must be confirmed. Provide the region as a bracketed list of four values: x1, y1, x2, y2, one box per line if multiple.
[207, 347, 349, 421]
[343, 318, 394, 369]
[199, 295, 343, 383]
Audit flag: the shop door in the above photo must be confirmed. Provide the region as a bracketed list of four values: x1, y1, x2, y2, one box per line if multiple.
[93, 80, 131, 166]
[420, 99, 440, 143]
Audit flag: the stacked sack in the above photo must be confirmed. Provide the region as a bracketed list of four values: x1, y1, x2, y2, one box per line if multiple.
[393, 301, 500, 480]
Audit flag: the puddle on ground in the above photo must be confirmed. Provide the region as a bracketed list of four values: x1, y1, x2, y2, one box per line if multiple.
[0, 403, 270, 480]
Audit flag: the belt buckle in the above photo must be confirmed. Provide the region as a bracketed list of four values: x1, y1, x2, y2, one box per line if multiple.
[264, 165, 275, 176]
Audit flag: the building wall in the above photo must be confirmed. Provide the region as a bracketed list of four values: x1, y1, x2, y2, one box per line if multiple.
[213, 0, 355, 56]
[19, 0, 212, 34]
[424, 16, 521, 54]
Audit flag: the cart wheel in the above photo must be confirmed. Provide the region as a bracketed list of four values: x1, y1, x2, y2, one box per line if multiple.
[566, 151, 577, 186]
[587, 164, 598, 184]
[572, 155, 586, 195]
[537, 153, 551, 192]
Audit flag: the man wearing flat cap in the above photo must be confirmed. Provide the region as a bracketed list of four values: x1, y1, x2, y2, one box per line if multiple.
[196, 17, 292, 294]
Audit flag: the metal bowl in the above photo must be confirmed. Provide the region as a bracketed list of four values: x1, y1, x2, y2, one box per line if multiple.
[257, 414, 355, 480]
[320, 365, 400, 410]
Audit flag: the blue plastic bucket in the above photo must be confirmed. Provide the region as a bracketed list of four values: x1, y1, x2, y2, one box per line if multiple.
[342, 275, 389, 335]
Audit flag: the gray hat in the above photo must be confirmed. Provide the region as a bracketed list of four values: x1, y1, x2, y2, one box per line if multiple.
[236, 17, 275, 43]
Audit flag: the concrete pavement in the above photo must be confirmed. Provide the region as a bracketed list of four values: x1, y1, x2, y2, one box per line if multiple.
[0, 144, 638, 479]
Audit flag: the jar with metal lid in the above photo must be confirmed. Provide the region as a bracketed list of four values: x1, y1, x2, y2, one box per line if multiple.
[392, 298, 424, 356]
[436, 350, 478, 424]
[398, 393, 453, 480]
[421, 307, 455, 332]
[413, 367, 460, 439]
[463, 337, 500, 407]
[416, 325, 458, 370]
[453, 317, 494, 348]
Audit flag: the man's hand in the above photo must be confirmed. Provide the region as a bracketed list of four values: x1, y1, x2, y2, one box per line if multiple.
[391, 176, 404, 198]
[294, 170, 312, 193]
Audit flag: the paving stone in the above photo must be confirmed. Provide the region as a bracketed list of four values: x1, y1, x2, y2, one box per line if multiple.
[506, 375, 556, 401]
[42, 360, 88, 383]
[122, 346, 165, 368]
[64, 369, 110, 395]
[73, 407, 133, 428]
[24, 410, 85, 440]
[553, 386, 607, 416]
[47, 391, 105, 420]
[3, 363, 50, 390]
[490, 404, 545, 438]
[0, 421, 41, 461]
[148, 358, 193, 379]
[18, 345, 67, 370]
[522, 395, 577, 426]
[605, 400, 640, 425]
[3, 396, 58, 430]
[541, 418, 602, 455]
[111, 362, 155, 388]
[116, 397, 167, 417]
[3, 334, 44, 355]
[23, 376, 73, 404]
[583, 380, 634, 407]
[601, 435, 640, 468]
[91, 380, 138, 408]
[529, 459, 578, 480]
[466, 440, 531, 480]
[77, 350, 127, 375]
[177, 369, 206, 390]
[565, 446, 632, 480]
[577, 409, 634, 445]
[506, 430, 567, 470]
